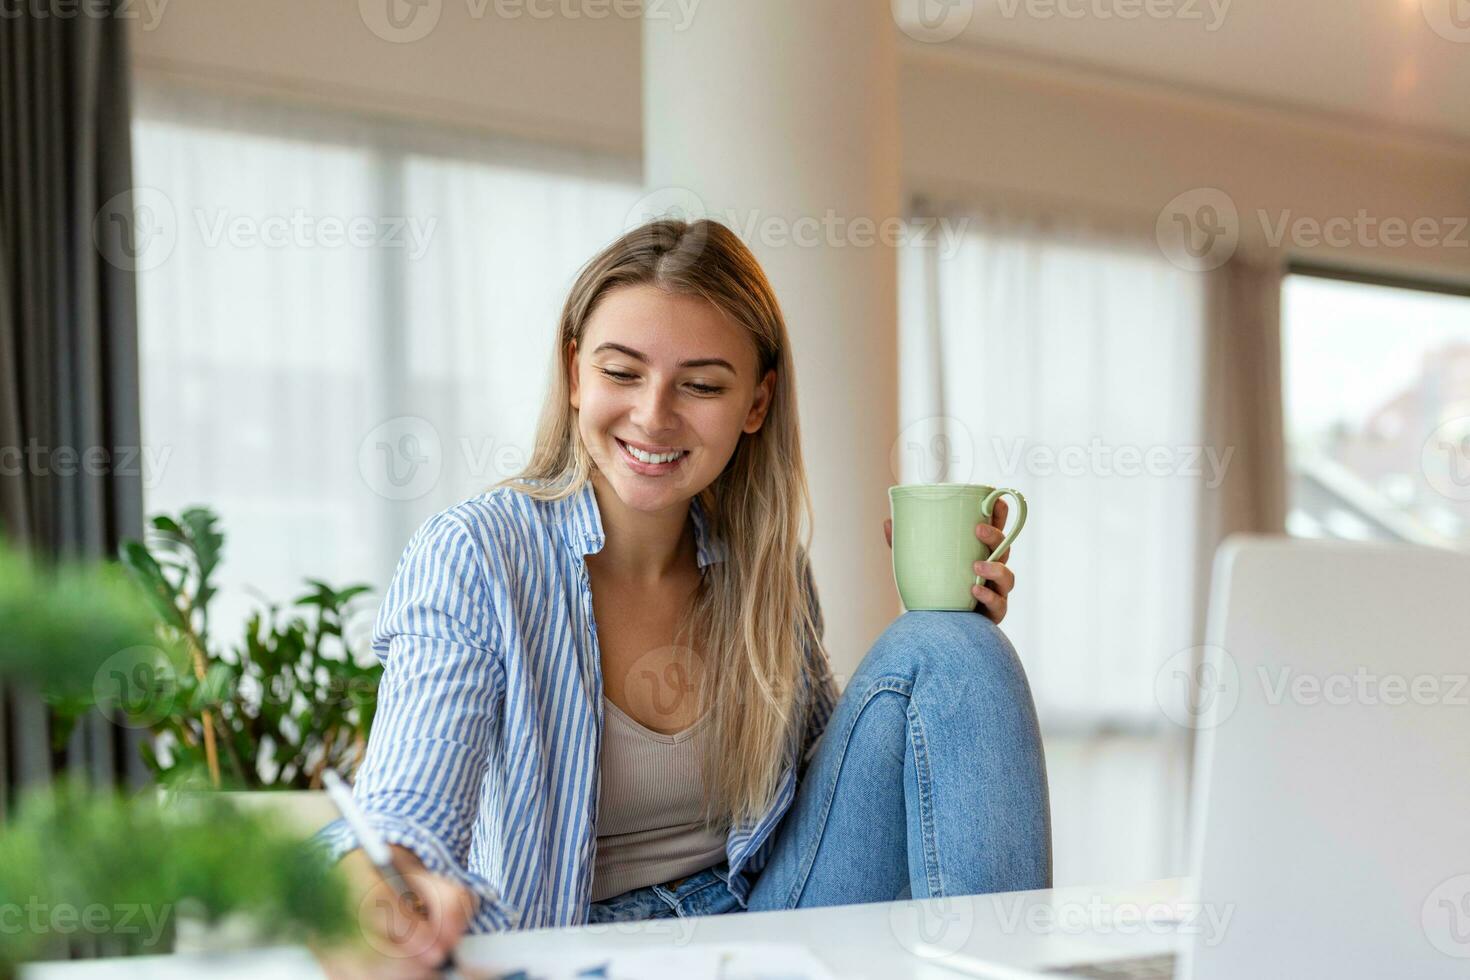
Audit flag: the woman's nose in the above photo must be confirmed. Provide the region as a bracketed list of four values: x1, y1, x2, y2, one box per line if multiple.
[632, 384, 678, 432]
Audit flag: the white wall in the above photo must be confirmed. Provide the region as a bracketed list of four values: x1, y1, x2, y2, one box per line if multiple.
[898, 42, 1470, 283]
[132, 4, 1470, 284]
[130, 0, 643, 157]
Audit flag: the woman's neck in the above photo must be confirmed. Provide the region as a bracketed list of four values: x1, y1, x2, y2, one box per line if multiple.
[586, 472, 698, 585]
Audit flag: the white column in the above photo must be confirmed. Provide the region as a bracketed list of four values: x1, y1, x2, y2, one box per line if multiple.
[644, 0, 903, 680]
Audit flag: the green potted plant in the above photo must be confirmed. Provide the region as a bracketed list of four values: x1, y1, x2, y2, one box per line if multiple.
[0, 779, 357, 973]
[0, 539, 360, 975]
[105, 507, 382, 835]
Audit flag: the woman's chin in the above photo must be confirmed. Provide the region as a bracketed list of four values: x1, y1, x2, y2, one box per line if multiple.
[601, 461, 703, 508]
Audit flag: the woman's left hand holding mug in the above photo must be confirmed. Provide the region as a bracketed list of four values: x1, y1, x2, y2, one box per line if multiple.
[883, 496, 1017, 625]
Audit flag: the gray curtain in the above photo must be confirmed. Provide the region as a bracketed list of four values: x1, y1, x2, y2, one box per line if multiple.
[1199, 252, 1288, 547]
[1195, 250, 1289, 608]
[0, 1, 149, 815]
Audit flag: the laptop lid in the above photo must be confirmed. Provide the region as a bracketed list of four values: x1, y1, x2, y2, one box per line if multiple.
[1184, 536, 1470, 980]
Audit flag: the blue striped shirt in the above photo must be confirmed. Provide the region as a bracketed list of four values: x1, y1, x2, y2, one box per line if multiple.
[310, 476, 837, 932]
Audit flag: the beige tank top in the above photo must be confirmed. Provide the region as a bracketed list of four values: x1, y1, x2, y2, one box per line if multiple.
[590, 695, 729, 902]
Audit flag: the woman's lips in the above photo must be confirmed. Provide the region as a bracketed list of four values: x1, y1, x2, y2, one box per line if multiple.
[616, 438, 688, 474]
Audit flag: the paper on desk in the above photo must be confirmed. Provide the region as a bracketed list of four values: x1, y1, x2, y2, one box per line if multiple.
[482, 940, 838, 980]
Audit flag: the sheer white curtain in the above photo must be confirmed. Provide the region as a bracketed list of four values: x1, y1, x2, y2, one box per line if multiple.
[132, 83, 641, 646]
[899, 209, 1208, 886]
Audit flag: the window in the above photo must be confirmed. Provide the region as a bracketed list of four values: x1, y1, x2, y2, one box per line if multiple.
[900, 218, 1206, 886]
[132, 84, 642, 643]
[1282, 272, 1470, 550]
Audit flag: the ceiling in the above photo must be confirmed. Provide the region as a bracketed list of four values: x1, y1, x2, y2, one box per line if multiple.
[899, 0, 1470, 146]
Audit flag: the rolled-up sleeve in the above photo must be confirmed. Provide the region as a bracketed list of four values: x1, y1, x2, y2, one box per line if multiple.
[309, 510, 518, 931]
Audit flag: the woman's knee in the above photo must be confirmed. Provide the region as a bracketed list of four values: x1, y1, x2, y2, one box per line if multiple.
[857, 611, 1031, 701]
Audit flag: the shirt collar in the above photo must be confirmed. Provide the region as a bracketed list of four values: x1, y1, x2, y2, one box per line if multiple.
[552, 477, 729, 569]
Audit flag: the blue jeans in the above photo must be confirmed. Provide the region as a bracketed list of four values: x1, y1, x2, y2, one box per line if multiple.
[586, 611, 1052, 923]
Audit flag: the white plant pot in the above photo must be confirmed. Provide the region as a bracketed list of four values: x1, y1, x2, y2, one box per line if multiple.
[170, 905, 273, 956]
[157, 788, 340, 838]
[149, 789, 343, 956]
[216, 790, 341, 838]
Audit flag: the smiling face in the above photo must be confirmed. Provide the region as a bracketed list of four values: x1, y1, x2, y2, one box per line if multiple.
[568, 283, 775, 513]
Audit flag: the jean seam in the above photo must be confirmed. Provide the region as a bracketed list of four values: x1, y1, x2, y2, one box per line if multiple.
[650, 883, 680, 916]
[905, 695, 943, 896]
[782, 677, 914, 910]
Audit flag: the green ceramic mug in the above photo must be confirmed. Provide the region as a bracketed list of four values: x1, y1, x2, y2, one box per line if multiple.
[888, 483, 1028, 612]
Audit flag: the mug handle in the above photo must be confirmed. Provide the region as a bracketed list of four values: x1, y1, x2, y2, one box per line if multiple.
[974, 489, 1028, 589]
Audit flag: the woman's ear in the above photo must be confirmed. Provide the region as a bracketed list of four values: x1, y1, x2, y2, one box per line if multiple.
[567, 340, 580, 411]
[743, 368, 777, 434]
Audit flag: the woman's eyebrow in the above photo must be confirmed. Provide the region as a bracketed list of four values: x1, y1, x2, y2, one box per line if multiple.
[591, 342, 735, 372]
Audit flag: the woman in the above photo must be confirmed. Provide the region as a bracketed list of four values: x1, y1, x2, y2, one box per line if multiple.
[317, 219, 1050, 978]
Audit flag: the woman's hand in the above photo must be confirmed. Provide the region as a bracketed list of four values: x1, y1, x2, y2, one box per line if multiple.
[313, 844, 480, 980]
[882, 497, 1017, 625]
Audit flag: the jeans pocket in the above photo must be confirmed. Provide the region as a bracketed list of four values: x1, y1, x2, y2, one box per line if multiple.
[588, 885, 673, 923]
[673, 863, 742, 918]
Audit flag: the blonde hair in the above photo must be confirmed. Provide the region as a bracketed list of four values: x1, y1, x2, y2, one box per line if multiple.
[492, 218, 822, 828]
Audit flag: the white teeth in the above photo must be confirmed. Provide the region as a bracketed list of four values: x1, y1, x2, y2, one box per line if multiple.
[621, 440, 685, 465]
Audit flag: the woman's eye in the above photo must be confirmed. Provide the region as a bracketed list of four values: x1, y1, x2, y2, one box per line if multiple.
[600, 369, 723, 396]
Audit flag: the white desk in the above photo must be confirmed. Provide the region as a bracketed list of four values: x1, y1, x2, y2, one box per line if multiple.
[21, 878, 1188, 979]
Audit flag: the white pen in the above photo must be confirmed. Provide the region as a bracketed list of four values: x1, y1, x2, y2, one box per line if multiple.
[322, 767, 463, 979]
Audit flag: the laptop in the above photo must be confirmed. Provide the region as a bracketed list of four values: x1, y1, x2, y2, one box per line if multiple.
[916, 536, 1470, 979]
